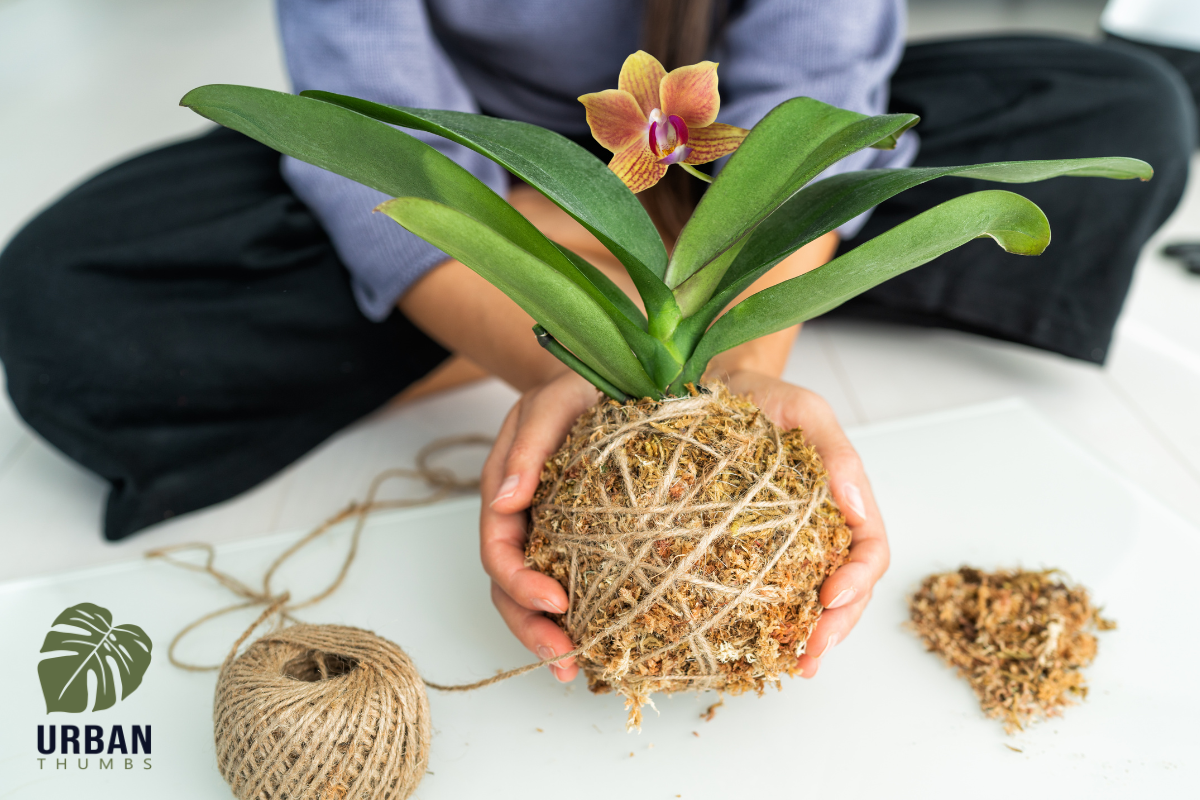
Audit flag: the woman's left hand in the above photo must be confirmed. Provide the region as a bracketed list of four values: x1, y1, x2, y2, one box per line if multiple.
[722, 369, 889, 678]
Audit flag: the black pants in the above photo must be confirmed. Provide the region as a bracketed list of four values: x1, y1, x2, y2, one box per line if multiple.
[832, 36, 1195, 362]
[1108, 34, 1200, 119]
[0, 129, 449, 539]
[0, 36, 1193, 540]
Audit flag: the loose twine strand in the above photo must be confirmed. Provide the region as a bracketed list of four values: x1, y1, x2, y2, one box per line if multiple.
[143, 434, 571, 689]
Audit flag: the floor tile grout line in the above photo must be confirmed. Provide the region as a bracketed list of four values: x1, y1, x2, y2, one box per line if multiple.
[0, 435, 32, 483]
[1102, 371, 1200, 495]
[813, 326, 870, 425]
[265, 467, 299, 534]
[1118, 319, 1200, 379]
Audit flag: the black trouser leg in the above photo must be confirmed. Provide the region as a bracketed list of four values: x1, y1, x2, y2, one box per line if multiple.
[1107, 33, 1200, 122]
[0, 128, 449, 540]
[1107, 34, 1200, 276]
[831, 36, 1195, 363]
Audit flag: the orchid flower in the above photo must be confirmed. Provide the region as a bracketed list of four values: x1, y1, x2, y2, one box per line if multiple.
[579, 51, 749, 192]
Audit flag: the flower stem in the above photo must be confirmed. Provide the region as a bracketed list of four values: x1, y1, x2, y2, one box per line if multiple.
[679, 163, 713, 184]
[533, 325, 630, 402]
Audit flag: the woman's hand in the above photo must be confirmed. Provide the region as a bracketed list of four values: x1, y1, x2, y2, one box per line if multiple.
[479, 366, 888, 682]
[479, 370, 599, 682]
[722, 369, 889, 678]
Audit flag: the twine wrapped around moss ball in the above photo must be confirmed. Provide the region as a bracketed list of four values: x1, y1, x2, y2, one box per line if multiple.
[527, 384, 852, 727]
[214, 623, 431, 800]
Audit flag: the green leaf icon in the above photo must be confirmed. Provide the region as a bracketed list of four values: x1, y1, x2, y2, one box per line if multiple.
[38, 603, 153, 714]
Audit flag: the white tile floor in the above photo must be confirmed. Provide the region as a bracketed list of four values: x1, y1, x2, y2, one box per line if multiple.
[1, 0, 1197, 582]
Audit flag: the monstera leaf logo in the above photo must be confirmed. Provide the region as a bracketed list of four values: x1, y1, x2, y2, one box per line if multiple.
[38, 603, 153, 714]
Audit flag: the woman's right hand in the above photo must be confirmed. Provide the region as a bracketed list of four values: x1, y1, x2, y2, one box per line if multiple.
[478, 370, 600, 682]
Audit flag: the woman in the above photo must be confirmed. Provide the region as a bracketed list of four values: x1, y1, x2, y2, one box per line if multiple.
[0, 0, 1191, 681]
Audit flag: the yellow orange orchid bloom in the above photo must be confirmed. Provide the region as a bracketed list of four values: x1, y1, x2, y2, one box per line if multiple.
[579, 51, 749, 192]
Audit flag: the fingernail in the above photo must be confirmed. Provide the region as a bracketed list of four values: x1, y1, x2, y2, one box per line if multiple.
[532, 596, 566, 614]
[842, 483, 866, 521]
[826, 588, 856, 609]
[491, 474, 520, 506]
[816, 633, 839, 659]
[552, 665, 572, 683]
[537, 645, 557, 662]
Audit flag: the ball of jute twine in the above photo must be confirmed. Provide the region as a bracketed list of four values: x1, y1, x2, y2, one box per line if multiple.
[213, 616, 430, 800]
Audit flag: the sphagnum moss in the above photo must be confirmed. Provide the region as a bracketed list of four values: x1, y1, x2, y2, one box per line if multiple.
[527, 384, 850, 728]
[909, 567, 1116, 733]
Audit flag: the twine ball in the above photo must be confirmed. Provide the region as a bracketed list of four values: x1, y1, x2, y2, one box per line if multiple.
[214, 624, 431, 800]
[527, 385, 851, 727]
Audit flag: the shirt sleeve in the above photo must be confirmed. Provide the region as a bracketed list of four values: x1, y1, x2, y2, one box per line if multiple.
[713, 0, 916, 239]
[277, 0, 509, 320]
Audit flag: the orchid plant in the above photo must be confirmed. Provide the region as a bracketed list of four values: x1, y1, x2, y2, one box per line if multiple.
[181, 52, 1151, 401]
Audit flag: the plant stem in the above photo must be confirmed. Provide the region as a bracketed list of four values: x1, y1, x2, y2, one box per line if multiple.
[533, 325, 630, 402]
[679, 163, 712, 184]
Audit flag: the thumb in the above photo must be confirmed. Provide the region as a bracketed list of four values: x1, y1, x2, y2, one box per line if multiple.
[490, 373, 598, 512]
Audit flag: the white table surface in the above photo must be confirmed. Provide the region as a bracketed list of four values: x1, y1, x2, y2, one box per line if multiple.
[2, 398, 1197, 798]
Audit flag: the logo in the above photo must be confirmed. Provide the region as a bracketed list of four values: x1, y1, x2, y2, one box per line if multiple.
[38, 603, 153, 714]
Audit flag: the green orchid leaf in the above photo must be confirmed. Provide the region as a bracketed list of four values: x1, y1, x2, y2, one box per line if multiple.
[535, 325, 629, 401]
[671, 236, 747, 319]
[551, 242, 647, 330]
[674, 155, 1153, 348]
[182, 86, 524, 257]
[181, 85, 657, 356]
[665, 97, 919, 289]
[871, 129, 908, 151]
[182, 85, 569, 268]
[300, 91, 678, 321]
[39, 603, 152, 713]
[672, 190, 1050, 391]
[552, 243, 683, 388]
[379, 197, 660, 398]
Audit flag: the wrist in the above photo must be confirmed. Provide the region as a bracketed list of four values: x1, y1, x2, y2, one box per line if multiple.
[532, 358, 576, 389]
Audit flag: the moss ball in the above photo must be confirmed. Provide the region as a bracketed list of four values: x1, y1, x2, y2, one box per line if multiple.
[526, 384, 850, 727]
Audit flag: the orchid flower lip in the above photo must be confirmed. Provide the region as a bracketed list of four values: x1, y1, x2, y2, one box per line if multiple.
[669, 115, 688, 145]
[659, 145, 693, 165]
[647, 108, 690, 164]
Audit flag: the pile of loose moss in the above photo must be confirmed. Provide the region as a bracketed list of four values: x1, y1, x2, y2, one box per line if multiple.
[527, 385, 851, 727]
[909, 567, 1116, 733]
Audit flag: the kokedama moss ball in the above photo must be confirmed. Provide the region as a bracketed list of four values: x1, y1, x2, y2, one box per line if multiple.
[526, 384, 851, 727]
